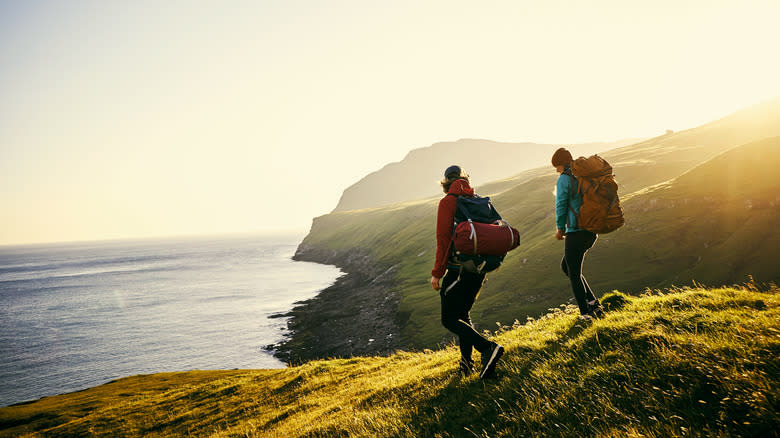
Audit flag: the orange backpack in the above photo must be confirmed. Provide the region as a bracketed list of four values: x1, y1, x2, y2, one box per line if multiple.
[570, 155, 625, 234]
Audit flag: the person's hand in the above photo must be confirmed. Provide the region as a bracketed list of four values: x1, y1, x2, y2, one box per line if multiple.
[430, 276, 441, 291]
[555, 229, 565, 240]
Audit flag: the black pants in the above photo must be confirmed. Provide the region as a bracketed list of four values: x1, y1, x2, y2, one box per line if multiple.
[440, 268, 492, 360]
[561, 230, 600, 315]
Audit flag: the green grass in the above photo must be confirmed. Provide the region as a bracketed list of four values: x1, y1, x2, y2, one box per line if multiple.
[2, 284, 778, 437]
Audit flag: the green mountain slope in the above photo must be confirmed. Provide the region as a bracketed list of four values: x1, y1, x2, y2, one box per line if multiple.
[2, 286, 777, 437]
[606, 136, 780, 290]
[480, 96, 780, 198]
[333, 138, 641, 212]
[289, 98, 780, 356]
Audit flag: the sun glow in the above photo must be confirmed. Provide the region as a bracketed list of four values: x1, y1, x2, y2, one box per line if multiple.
[1, 0, 779, 245]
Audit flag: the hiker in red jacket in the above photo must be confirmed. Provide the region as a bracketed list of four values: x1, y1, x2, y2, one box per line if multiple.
[430, 165, 504, 378]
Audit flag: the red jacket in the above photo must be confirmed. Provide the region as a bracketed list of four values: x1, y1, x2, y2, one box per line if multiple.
[431, 179, 475, 278]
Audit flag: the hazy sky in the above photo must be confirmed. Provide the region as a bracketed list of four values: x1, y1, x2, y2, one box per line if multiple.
[2, 0, 779, 245]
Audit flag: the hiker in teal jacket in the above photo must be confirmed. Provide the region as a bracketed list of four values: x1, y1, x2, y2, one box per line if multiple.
[552, 148, 604, 319]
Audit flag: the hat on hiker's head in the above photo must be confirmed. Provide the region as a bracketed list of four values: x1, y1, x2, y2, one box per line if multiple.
[444, 165, 465, 179]
[551, 148, 573, 167]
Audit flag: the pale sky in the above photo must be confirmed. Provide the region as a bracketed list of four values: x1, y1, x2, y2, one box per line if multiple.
[2, 0, 779, 245]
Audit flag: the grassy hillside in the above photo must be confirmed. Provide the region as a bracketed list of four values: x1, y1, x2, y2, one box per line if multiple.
[333, 138, 640, 212]
[297, 138, 780, 351]
[294, 99, 780, 351]
[2, 285, 777, 437]
[605, 136, 780, 290]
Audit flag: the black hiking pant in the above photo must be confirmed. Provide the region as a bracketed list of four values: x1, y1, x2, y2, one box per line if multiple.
[440, 268, 492, 361]
[562, 230, 600, 315]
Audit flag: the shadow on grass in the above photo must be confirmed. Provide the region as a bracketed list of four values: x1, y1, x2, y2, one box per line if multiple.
[405, 318, 591, 437]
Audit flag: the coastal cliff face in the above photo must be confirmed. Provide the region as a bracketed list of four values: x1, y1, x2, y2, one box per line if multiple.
[271, 244, 402, 363]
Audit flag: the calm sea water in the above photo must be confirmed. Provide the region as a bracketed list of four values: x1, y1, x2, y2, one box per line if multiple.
[0, 232, 341, 407]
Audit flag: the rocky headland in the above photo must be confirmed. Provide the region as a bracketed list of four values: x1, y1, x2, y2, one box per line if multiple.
[269, 244, 402, 363]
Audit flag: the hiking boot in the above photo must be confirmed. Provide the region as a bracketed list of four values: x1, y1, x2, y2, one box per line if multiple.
[479, 343, 504, 379]
[578, 314, 594, 322]
[459, 357, 474, 376]
[589, 306, 605, 319]
[586, 301, 605, 319]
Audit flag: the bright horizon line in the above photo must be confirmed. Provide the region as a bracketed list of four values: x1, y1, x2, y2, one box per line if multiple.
[0, 228, 313, 249]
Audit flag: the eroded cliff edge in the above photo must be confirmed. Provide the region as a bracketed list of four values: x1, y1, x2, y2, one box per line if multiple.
[270, 243, 402, 364]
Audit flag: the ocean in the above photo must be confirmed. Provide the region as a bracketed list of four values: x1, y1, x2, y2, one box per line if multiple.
[0, 232, 341, 407]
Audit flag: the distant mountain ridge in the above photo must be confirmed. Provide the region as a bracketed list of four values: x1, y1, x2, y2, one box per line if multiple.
[333, 138, 643, 212]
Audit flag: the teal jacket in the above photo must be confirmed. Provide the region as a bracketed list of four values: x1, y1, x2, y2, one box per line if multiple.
[555, 171, 583, 233]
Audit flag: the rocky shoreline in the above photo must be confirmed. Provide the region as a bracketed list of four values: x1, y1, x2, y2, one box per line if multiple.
[268, 244, 402, 364]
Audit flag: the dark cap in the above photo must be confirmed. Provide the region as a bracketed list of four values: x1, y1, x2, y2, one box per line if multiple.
[444, 165, 463, 179]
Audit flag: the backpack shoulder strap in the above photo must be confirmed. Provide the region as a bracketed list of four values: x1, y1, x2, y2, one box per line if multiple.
[450, 194, 477, 223]
[562, 171, 579, 197]
[563, 172, 578, 229]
